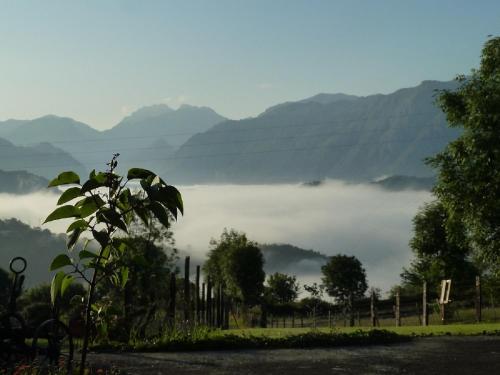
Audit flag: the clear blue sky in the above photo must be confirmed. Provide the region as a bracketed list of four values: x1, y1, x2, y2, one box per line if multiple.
[1, 0, 499, 129]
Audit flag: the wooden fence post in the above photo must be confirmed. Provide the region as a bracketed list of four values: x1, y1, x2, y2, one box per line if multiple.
[195, 265, 200, 325]
[201, 282, 206, 325]
[422, 281, 428, 326]
[395, 288, 401, 327]
[475, 275, 482, 323]
[224, 296, 230, 329]
[219, 284, 224, 328]
[168, 272, 176, 328]
[206, 279, 212, 327]
[370, 291, 376, 327]
[212, 285, 218, 327]
[184, 256, 190, 323]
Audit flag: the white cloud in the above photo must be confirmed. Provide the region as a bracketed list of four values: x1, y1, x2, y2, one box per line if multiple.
[0, 181, 430, 293]
[163, 95, 189, 108]
[170, 181, 430, 292]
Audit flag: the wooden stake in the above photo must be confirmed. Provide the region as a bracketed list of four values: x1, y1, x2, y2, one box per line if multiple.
[370, 291, 376, 327]
[195, 265, 200, 325]
[422, 281, 428, 326]
[395, 288, 401, 327]
[184, 256, 190, 323]
[201, 282, 205, 325]
[476, 275, 482, 323]
[206, 279, 212, 327]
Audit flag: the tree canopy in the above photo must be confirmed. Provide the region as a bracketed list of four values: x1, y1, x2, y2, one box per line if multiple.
[321, 254, 368, 304]
[401, 200, 476, 288]
[429, 37, 500, 269]
[266, 272, 300, 304]
[203, 229, 265, 306]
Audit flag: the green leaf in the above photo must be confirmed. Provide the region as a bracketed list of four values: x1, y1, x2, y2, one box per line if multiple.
[127, 168, 156, 180]
[165, 186, 184, 215]
[77, 196, 105, 218]
[149, 201, 170, 227]
[57, 187, 82, 205]
[44, 205, 80, 224]
[50, 271, 65, 304]
[80, 173, 108, 193]
[100, 245, 111, 262]
[48, 171, 80, 187]
[133, 206, 149, 225]
[79, 249, 97, 260]
[120, 267, 129, 288]
[92, 229, 110, 248]
[118, 242, 128, 254]
[97, 209, 128, 233]
[50, 254, 72, 270]
[67, 227, 83, 249]
[66, 219, 88, 233]
[149, 185, 183, 218]
[61, 275, 74, 296]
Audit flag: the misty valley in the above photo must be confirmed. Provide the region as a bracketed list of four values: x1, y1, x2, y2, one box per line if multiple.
[1, 4, 499, 372]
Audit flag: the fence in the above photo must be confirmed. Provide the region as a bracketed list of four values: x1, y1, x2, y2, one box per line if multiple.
[165, 256, 231, 330]
[264, 276, 500, 329]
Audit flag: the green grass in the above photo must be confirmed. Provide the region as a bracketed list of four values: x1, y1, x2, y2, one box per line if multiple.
[225, 322, 500, 338]
[91, 322, 500, 353]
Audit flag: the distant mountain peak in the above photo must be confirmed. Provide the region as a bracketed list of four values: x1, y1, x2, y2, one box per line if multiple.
[261, 92, 360, 116]
[125, 104, 173, 121]
[300, 93, 360, 104]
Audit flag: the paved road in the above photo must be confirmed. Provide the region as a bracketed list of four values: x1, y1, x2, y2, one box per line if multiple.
[89, 336, 500, 374]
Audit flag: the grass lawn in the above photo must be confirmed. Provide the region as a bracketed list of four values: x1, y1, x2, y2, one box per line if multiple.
[224, 322, 500, 338]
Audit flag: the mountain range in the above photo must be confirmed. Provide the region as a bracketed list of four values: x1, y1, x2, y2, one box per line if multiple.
[0, 137, 86, 180]
[0, 170, 52, 194]
[166, 80, 460, 183]
[0, 80, 460, 184]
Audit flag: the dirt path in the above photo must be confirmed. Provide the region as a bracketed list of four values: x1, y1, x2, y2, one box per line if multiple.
[88, 336, 500, 374]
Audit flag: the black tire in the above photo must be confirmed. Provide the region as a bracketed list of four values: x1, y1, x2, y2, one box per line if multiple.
[32, 319, 74, 371]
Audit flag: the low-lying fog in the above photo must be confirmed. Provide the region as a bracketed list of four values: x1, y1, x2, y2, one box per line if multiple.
[0, 180, 430, 293]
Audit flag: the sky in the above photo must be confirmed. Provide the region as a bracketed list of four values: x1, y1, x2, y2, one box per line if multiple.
[0, 0, 499, 130]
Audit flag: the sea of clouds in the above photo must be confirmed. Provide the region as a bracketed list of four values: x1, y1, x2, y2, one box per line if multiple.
[0, 180, 431, 294]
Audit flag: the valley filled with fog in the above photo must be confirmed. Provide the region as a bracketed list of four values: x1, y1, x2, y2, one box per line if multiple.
[0, 180, 430, 293]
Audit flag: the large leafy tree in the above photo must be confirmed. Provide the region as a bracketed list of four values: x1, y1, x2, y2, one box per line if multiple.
[44, 156, 183, 373]
[321, 255, 368, 302]
[203, 229, 265, 306]
[321, 254, 367, 326]
[266, 272, 300, 304]
[428, 37, 500, 269]
[401, 200, 476, 289]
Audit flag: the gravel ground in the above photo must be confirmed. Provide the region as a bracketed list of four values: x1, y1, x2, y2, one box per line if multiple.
[88, 336, 500, 374]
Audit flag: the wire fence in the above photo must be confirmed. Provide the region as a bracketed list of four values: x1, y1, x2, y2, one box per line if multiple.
[263, 277, 500, 329]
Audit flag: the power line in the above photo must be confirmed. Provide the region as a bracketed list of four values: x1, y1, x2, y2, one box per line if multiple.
[0, 110, 445, 147]
[0, 134, 452, 171]
[0, 121, 451, 157]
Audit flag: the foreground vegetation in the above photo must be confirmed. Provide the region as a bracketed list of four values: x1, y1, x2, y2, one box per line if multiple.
[90, 322, 500, 353]
[227, 322, 500, 338]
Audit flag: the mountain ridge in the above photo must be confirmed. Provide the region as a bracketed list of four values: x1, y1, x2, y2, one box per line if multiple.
[165, 80, 460, 183]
